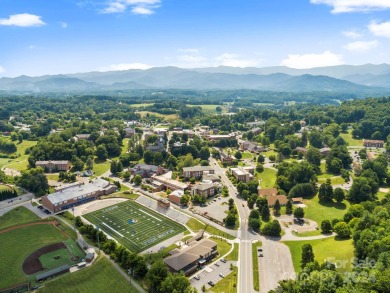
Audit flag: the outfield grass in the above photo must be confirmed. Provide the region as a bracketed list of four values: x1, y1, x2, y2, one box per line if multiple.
[210, 266, 238, 293]
[252, 241, 262, 291]
[225, 243, 239, 261]
[210, 236, 232, 257]
[0, 206, 40, 230]
[283, 237, 354, 273]
[257, 168, 276, 189]
[40, 256, 138, 293]
[84, 201, 186, 253]
[0, 224, 72, 288]
[340, 130, 363, 147]
[303, 195, 350, 225]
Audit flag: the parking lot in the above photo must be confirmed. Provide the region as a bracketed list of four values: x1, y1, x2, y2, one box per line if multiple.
[192, 196, 230, 223]
[190, 259, 236, 292]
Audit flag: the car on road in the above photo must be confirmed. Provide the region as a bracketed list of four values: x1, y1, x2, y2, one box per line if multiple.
[219, 273, 225, 278]
[194, 275, 200, 280]
[208, 281, 215, 286]
[259, 254, 263, 257]
[257, 248, 263, 252]
[221, 258, 227, 263]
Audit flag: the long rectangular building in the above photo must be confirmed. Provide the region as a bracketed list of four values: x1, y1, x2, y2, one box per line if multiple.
[42, 179, 116, 213]
[35, 160, 70, 172]
[182, 166, 215, 179]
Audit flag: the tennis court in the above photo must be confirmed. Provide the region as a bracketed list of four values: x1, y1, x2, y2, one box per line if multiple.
[83, 200, 186, 253]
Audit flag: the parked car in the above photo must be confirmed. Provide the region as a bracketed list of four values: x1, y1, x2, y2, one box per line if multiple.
[194, 275, 200, 280]
[219, 273, 225, 278]
[215, 263, 219, 267]
[259, 254, 263, 257]
[257, 248, 263, 252]
[208, 281, 215, 286]
[221, 258, 227, 263]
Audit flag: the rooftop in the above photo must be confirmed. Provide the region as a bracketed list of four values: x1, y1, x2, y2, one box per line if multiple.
[183, 166, 214, 172]
[46, 179, 112, 205]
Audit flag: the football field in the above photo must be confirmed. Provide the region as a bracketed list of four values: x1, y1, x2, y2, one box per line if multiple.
[83, 201, 186, 253]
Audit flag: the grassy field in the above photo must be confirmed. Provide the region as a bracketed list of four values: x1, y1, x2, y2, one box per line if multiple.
[129, 103, 153, 107]
[93, 160, 110, 177]
[40, 256, 138, 293]
[225, 243, 239, 261]
[210, 236, 232, 257]
[283, 237, 354, 273]
[241, 152, 253, 159]
[84, 201, 186, 253]
[317, 176, 345, 185]
[101, 191, 140, 200]
[136, 111, 178, 121]
[252, 241, 262, 291]
[185, 218, 236, 240]
[0, 140, 37, 171]
[210, 266, 238, 293]
[303, 194, 350, 225]
[0, 206, 40, 230]
[186, 218, 206, 231]
[257, 168, 277, 189]
[188, 104, 227, 114]
[0, 223, 75, 289]
[340, 130, 363, 147]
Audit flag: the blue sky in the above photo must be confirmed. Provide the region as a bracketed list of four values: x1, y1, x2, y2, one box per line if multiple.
[1, 0, 390, 77]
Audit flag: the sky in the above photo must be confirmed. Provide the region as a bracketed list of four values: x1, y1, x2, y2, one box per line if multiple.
[1, 0, 390, 77]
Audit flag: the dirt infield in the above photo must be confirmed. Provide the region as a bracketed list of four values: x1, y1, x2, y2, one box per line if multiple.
[22, 242, 66, 275]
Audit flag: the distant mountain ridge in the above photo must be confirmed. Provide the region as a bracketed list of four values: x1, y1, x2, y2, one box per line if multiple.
[0, 64, 390, 93]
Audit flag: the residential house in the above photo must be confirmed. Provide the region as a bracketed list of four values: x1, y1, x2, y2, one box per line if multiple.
[124, 127, 136, 138]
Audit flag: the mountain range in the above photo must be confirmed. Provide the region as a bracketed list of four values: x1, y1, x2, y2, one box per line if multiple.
[1, 64, 390, 93]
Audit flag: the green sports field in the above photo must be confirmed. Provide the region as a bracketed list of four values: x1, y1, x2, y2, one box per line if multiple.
[83, 201, 186, 253]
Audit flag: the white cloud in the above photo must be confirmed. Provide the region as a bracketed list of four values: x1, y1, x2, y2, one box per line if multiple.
[60, 22, 68, 28]
[99, 63, 152, 71]
[280, 51, 344, 69]
[215, 53, 259, 67]
[310, 0, 390, 13]
[103, 0, 161, 14]
[342, 30, 362, 39]
[344, 40, 379, 52]
[0, 65, 5, 73]
[368, 21, 390, 38]
[0, 13, 46, 27]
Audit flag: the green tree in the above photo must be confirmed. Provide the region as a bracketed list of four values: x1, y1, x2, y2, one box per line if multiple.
[261, 205, 270, 222]
[199, 147, 210, 161]
[321, 220, 332, 234]
[318, 179, 333, 203]
[95, 144, 108, 160]
[333, 222, 351, 238]
[160, 273, 192, 293]
[273, 199, 281, 216]
[249, 218, 261, 232]
[224, 213, 236, 227]
[235, 151, 242, 160]
[123, 170, 131, 181]
[286, 199, 293, 215]
[146, 261, 168, 293]
[86, 157, 94, 170]
[133, 174, 142, 185]
[143, 150, 154, 165]
[301, 244, 315, 269]
[256, 163, 264, 173]
[257, 155, 265, 163]
[294, 207, 304, 219]
[348, 177, 373, 203]
[261, 220, 281, 236]
[333, 188, 345, 203]
[306, 147, 321, 167]
[180, 195, 190, 206]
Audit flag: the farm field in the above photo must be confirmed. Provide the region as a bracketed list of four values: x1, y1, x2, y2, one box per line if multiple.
[0, 223, 77, 289]
[284, 237, 354, 273]
[188, 104, 227, 114]
[135, 111, 178, 121]
[39, 257, 138, 293]
[0, 206, 40, 230]
[83, 200, 186, 253]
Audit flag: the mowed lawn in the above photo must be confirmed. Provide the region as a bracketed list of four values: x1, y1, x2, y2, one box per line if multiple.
[0, 140, 37, 171]
[0, 206, 40, 230]
[0, 224, 71, 289]
[339, 131, 363, 147]
[303, 194, 350, 225]
[39, 257, 138, 293]
[0, 184, 12, 191]
[284, 237, 354, 273]
[83, 201, 186, 253]
[257, 168, 277, 189]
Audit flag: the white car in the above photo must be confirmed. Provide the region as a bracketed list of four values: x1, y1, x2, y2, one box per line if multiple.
[194, 275, 200, 280]
[219, 273, 225, 278]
